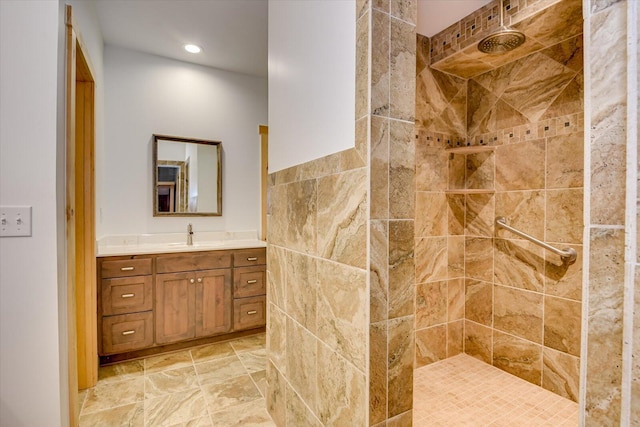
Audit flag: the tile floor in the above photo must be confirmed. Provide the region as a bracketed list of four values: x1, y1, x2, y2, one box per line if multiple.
[413, 353, 579, 427]
[78, 333, 274, 427]
[82, 336, 580, 427]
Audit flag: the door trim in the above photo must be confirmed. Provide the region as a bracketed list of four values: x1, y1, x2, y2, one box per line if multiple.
[65, 5, 97, 426]
[259, 125, 268, 241]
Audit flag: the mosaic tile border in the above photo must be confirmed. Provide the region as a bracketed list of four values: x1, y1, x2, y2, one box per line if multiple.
[430, 0, 562, 63]
[416, 112, 584, 148]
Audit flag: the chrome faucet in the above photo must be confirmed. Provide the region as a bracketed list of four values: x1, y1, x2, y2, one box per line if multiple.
[187, 223, 193, 246]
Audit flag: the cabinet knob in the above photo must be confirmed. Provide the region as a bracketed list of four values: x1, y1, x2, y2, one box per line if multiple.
[246, 279, 257, 284]
[197, 278, 202, 283]
[122, 330, 136, 336]
[190, 278, 195, 284]
[247, 257, 258, 261]
[121, 293, 135, 298]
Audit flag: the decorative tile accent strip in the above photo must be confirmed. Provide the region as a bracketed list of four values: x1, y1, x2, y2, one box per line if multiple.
[431, 0, 558, 62]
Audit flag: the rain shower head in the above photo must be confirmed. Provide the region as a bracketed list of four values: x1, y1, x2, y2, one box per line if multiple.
[477, 28, 526, 54]
[477, 0, 526, 54]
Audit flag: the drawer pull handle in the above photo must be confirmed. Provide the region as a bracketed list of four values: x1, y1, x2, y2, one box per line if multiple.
[120, 267, 135, 271]
[247, 310, 258, 315]
[247, 257, 258, 261]
[122, 330, 136, 336]
[121, 293, 135, 298]
[246, 279, 258, 284]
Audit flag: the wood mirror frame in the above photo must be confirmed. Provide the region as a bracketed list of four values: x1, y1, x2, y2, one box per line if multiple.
[153, 134, 222, 216]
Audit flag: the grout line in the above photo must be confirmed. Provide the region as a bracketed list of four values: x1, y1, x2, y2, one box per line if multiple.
[189, 347, 214, 425]
[143, 360, 147, 426]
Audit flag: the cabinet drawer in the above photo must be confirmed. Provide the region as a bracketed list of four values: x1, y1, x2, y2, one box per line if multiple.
[233, 296, 266, 331]
[102, 276, 152, 316]
[157, 251, 232, 273]
[233, 266, 266, 298]
[101, 258, 152, 278]
[234, 248, 266, 267]
[102, 312, 153, 355]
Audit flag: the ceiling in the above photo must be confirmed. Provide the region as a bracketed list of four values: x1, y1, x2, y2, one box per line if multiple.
[93, 0, 268, 77]
[417, 0, 493, 36]
[93, 0, 492, 78]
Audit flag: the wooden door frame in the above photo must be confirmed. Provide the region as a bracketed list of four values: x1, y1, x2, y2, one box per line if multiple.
[66, 5, 97, 426]
[259, 125, 268, 241]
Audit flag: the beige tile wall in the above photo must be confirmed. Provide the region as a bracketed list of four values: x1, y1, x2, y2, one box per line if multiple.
[266, 0, 639, 425]
[635, 4, 640, 424]
[415, 7, 584, 403]
[584, 0, 640, 426]
[266, 142, 368, 426]
[415, 36, 468, 372]
[369, 1, 417, 425]
[267, 1, 417, 426]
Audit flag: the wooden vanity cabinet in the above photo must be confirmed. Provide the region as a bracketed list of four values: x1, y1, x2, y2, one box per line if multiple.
[98, 247, 266, 361]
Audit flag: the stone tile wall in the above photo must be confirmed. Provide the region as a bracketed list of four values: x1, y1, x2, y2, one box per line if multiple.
[414, 6, 584, 403]
[266, 139, 368, 426]
[369, 1, 417, 425]
[634, 2, 639, 423]
[414, 36, 468, 370]
[583, 0, 639, 426]
[266, 0, 639, 425]
[266, 1, 417, 426]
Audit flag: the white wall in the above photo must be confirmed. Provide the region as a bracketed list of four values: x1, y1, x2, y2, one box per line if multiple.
[0, 1, 64, 425]
[268, 0, 356, 172]
[102, 45, 267, 236]
[0, 2, 105, 425]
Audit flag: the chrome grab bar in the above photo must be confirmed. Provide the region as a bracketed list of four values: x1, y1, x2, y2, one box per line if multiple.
[495, 216, 577, 265]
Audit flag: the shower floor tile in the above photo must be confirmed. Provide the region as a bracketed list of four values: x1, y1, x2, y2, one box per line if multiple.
[414, 353, 579, 426]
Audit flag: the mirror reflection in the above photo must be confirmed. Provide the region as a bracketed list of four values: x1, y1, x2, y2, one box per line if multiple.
[153, 134, 222, 216]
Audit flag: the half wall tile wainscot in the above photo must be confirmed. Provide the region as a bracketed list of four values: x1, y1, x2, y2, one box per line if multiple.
[267, 146, 368, 427]
[414, 0, 584, 407]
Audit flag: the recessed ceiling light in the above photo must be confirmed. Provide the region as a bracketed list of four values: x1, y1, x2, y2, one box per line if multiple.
[184, 44, 201, 54]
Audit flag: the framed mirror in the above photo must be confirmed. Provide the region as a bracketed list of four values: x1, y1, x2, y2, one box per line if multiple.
[153, 134, 222, 216]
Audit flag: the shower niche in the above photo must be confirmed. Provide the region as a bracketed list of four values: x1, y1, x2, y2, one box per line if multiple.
[414, 0, 584, 403]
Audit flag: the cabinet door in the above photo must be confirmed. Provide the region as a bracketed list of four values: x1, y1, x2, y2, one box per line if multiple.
[195, 269, 232, 337]
[155, 272, 195, 344]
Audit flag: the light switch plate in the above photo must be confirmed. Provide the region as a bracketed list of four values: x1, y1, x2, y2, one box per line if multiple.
[0, 206, 32, 237]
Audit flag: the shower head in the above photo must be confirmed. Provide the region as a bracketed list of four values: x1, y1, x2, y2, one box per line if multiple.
[477, 28, 526, 54]
[477, 0, 526, 54]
